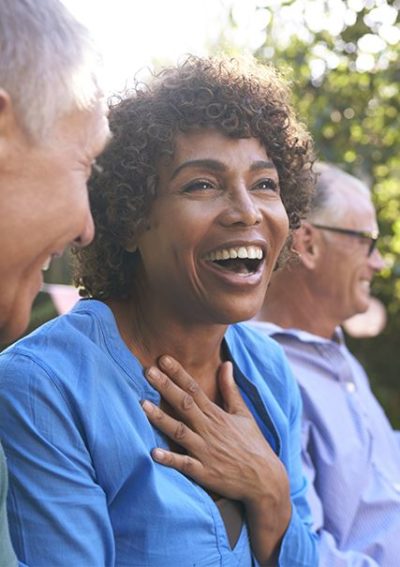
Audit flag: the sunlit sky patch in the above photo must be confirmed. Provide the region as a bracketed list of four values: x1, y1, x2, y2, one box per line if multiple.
[63, 0, 399, 92]
[63, 0, 266, 93]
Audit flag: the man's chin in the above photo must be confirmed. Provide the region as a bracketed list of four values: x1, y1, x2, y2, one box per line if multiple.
[358, 296, 371, 315]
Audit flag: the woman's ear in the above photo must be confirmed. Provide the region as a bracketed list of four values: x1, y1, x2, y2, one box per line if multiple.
[124, 217, 152, 253]
[292, 222, 321, 270]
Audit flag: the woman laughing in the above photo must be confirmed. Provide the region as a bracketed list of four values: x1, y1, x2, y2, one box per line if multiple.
[0, 56, 317, 566]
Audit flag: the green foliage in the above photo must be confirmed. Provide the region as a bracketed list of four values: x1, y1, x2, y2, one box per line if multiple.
[252, 0, 400, 424]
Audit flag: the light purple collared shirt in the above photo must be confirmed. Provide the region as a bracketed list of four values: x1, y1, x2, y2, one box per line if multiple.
[250, 321, 400, 567]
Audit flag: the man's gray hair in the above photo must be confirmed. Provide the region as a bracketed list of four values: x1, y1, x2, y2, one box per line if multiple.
[0, 0, 101, 141]
[308, 162, 371, 224]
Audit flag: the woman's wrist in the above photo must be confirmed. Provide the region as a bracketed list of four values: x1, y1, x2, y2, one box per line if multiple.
[243, 461, 291, 563]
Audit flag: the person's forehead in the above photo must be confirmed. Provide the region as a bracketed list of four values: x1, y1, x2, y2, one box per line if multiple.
[172, 130, 269, 162]
[339, 188, 377, 228]
[72, 101, 111, 156]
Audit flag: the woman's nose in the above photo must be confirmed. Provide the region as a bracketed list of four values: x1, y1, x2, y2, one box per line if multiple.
[219, 186, 262, 227]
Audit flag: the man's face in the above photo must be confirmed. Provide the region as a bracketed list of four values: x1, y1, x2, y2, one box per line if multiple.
[0, 99, 110, 342]
[314, 187, 385, 324]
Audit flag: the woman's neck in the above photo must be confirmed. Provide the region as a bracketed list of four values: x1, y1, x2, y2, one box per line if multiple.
[106, 295, 227, 402]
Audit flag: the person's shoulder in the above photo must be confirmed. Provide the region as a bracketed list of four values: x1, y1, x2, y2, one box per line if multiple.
[246, 320, 282, 338]
[228, 321, 287, 361]
[227, 322, 295, 389]
[0, 299, 111, 373]
[248, 320, 310, 343]
[227, 323, 300, 414]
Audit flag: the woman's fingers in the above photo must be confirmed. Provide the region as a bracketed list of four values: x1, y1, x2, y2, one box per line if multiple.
[158, 356, 214, 410]
[151, 447, 205, 480]
[145, 366, 202, 424]
[141, 398, 214, 490]
[143, 356, 284, 504]
[141, 399, 203, 453]
[217, 361, 251, 415]
[146, 356, 215, 417]
[145, 357, 252, 442]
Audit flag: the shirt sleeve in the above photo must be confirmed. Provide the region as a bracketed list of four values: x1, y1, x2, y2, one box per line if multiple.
[276, 363, 319, 567]
[394, 430, 400, 452]
[0, 352, 115, 566]
[0, 444, 18, 567]
[301, 421, 381, 567]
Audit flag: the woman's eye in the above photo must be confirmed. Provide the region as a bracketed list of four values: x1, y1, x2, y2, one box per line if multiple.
[254, 178, 279, 192]
[183, 180, 215, 193]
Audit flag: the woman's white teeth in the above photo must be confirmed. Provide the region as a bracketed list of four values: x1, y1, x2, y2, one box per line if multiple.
[205, 246, 263, 261]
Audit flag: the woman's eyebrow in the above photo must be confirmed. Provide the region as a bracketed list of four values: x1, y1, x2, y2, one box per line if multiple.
[250, 160, 276, 172]
[170, 159, 276, 180]
[170, 159, 226, 180]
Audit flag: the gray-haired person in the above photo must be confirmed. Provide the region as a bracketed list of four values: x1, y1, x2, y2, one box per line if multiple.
[251, 163, 400, 565]
[0, 0, 110, 562]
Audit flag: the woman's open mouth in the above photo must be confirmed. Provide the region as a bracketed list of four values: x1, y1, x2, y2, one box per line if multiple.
[203, 245, 264, 276]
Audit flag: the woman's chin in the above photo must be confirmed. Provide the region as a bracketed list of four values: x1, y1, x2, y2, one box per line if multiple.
[212, 303, 262, 326]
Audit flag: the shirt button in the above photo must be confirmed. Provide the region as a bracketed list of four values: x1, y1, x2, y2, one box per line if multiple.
[345, 382, 356, 393]
[393, 483, 400, 493]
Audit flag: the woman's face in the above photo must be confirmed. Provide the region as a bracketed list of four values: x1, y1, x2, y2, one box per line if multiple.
[135, 128, 289, 325]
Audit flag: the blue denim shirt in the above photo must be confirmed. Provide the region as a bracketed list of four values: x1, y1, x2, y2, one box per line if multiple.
[0, 301, 317, 566]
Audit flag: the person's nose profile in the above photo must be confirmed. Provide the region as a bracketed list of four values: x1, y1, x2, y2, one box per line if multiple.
[369, 247, 386, 272]
[73, 212, 95, 248]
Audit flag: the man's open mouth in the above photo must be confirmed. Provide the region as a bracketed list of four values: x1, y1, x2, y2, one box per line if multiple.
[203, 245, 264, 275]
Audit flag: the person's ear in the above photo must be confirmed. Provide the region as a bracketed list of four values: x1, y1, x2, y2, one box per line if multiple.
[292, 222, 321, 269]
[124, 218, 153, 253]
[0, 89, 17, 132]
[0, 89, 21, 158]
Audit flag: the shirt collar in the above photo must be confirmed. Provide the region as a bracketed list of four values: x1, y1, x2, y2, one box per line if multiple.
[250, 320, 345, 346]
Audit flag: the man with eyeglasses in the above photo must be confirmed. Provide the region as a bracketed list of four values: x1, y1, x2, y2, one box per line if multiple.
[250, 162, 400, 566]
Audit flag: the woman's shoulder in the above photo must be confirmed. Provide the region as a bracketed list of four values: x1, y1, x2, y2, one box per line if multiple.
[226, 323, 299, 410]
[227, 322, 289, 368]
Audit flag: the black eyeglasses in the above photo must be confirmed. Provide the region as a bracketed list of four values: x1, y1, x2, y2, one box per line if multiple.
[311, 223, 379, 257]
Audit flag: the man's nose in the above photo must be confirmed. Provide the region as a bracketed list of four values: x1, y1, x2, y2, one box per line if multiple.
[369, 247, 386, 272]
[73, 212, 95, 248]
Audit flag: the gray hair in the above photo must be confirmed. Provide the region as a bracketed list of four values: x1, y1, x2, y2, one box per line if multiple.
[308, 162, 371, 224]
[0, 0, 101, 140]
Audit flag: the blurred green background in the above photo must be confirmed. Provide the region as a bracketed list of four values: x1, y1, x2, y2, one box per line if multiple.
[7, 0, 400, 425]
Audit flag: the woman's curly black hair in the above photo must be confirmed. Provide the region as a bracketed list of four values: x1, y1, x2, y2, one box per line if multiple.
[74, 55, 315, 299]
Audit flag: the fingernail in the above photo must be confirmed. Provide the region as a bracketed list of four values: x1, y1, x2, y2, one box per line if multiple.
[152, 448, 166, 461]
[141, 400, 153, 413]
[160, 355, 173, 369]
[146, 367, 159, 380]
